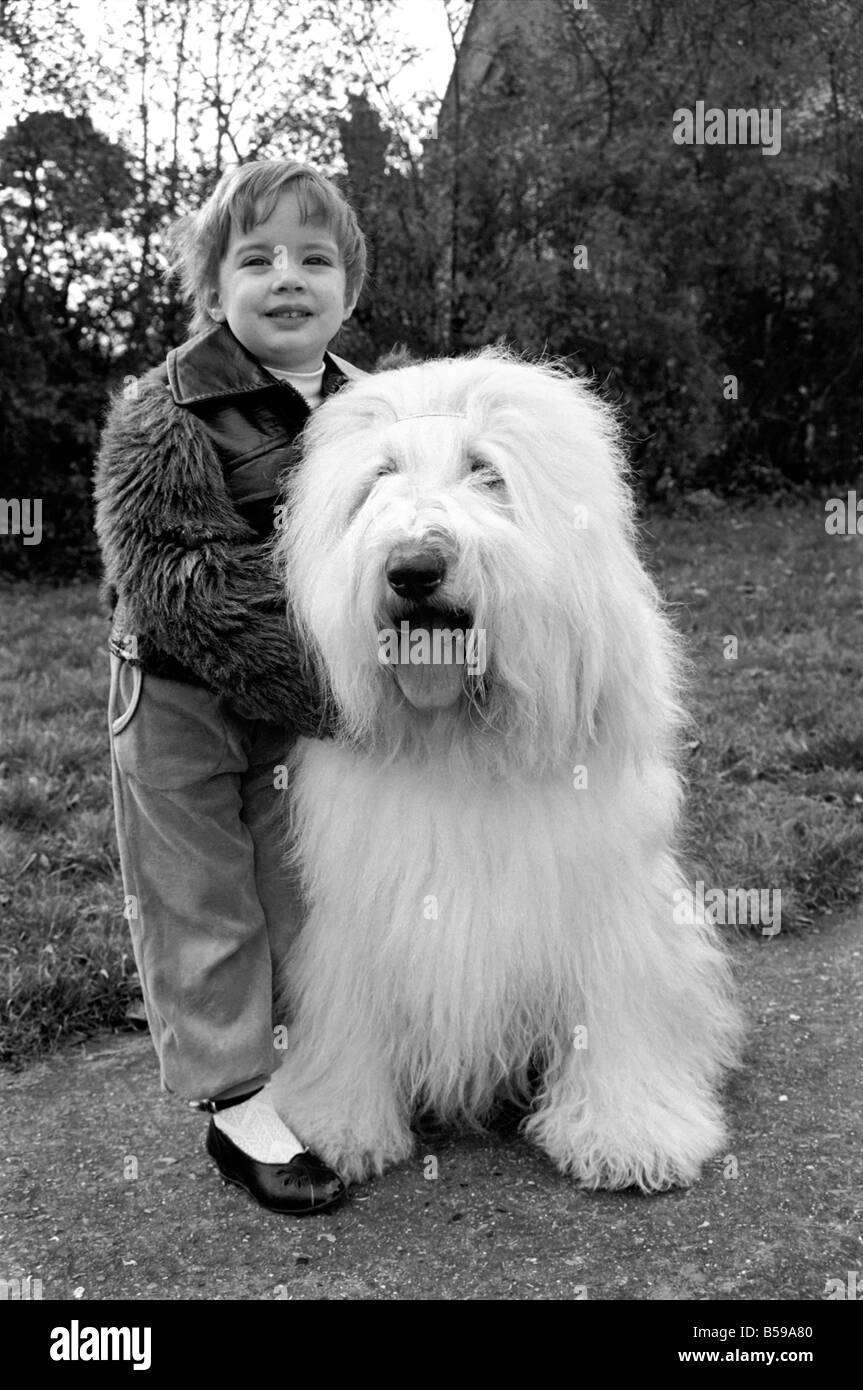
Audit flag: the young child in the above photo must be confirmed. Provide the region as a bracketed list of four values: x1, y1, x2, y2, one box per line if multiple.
[94, 160, 366, 1216]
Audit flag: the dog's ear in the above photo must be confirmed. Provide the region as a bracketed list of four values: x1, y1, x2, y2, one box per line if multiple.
[374, 344, 419, 372]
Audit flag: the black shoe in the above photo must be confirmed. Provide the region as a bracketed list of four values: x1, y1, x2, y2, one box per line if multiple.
[206, 1119, 346, 1216]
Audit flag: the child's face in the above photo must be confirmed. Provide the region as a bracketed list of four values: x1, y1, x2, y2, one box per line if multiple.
[209, 189, 357, 373]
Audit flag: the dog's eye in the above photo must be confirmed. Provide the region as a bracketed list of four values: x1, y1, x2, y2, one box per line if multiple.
[376, 461, 398, 478]
[469, 458, 505, 490]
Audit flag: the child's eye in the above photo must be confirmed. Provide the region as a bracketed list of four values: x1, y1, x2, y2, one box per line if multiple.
[305, 255, 333, 266]
[242, 256, 269, 267]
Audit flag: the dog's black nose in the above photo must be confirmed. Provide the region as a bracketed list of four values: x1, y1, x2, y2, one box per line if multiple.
[386, 548, 447, 600]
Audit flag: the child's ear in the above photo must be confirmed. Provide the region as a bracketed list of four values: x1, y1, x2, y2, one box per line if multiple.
[207, 289, 226, 323]
[342, 291, 359, 323]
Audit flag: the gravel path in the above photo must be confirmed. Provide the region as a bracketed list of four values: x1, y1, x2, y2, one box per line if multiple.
[2, 914, 861, 1301]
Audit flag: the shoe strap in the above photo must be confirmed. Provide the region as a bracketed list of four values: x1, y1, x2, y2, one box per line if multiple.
[189, 1086, 265, 1114]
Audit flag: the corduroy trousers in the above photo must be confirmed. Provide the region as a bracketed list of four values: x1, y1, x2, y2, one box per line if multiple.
[107, 651, 304, 1103]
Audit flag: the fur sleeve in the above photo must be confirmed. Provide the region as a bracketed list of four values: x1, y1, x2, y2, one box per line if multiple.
[93, 377, 334, 732]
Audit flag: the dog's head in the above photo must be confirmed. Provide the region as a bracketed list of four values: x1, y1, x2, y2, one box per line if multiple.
[278, 347, 684, 772]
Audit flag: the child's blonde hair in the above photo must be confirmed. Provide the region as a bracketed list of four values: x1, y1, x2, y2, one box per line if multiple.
[167, 159, 367, 337]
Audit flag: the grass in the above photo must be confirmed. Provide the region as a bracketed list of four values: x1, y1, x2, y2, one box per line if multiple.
[0, 581, 139, 1066]
[645, 498, 863, 929]
[1, 499, 862, 1067]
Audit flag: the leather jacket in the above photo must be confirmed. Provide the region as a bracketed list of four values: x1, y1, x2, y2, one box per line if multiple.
[93, 324, 364, 732]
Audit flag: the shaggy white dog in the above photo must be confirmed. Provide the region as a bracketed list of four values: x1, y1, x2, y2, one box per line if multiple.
[272, 348, 742, 1192]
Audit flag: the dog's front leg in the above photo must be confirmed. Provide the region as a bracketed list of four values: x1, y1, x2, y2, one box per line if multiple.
[524, 1037, 729, 1194]
[271, 935, 415, 1184]
[523, 864, 741, 1193]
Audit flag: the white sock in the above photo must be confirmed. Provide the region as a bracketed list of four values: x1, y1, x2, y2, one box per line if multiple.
[212, 1084, 306, 1163]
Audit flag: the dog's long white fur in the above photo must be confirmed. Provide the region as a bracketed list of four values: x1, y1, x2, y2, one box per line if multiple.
[272, 347, 742, 1191]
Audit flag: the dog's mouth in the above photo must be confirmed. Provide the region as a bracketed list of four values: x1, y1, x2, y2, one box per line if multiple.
[379, 605, 479, 710]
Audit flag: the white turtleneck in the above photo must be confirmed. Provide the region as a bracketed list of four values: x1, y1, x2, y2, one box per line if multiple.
[265, 362, 326, 408]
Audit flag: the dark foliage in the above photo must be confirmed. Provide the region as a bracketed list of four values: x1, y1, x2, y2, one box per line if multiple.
[1, 0, 861, 578]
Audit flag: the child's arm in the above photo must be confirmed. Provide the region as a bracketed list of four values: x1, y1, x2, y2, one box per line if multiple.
[94, 375, 335, 734]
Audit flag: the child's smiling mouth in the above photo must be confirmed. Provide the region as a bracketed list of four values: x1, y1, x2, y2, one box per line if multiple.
[266, 307, 313, 319]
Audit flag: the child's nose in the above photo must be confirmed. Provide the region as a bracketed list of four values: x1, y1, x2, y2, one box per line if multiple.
[272, 250, 307, 288]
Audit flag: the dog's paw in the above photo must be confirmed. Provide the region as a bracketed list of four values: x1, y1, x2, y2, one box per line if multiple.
[272, 1091, 415, 1184]
[563, 1150, 697, 1193]
[313, 1129, 416, 1186]
[524, 1100, 725, 1194]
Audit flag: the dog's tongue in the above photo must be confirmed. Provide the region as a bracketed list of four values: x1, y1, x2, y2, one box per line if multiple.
[392, 621, 465, 709]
